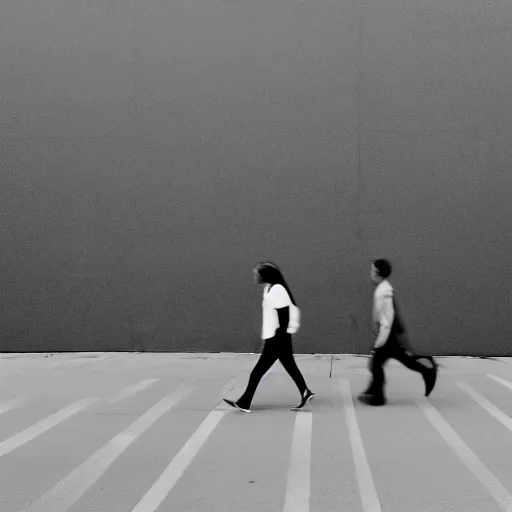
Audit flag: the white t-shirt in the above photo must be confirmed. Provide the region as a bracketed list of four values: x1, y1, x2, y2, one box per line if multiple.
[372, 280, 395, 344]
[262, 284, 301, 340]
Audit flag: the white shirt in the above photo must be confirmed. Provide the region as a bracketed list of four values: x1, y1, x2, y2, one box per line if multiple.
[373, 280, 395, 345]
[262, 284, 301, 340]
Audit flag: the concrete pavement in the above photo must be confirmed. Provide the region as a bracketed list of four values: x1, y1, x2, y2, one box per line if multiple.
[1, 352, 512, 512]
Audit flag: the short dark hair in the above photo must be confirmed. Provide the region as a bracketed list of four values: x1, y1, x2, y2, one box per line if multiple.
[373, 258, 392, 279]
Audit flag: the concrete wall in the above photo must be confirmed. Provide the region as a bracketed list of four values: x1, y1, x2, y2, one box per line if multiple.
[1, 0, 511, 355]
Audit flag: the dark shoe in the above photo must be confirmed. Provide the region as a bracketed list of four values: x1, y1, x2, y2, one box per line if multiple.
[420, 357, 438, 397]
[357, 393, 386, 406]
[223, 399, 251, 413]
[291, 389, 315, 410]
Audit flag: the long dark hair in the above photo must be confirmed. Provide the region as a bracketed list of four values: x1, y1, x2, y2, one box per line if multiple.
[255, 261, 298, 306]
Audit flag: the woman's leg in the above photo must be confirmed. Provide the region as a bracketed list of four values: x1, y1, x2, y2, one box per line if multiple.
[277, 334, 308, 396]
[236, 338, 279, 409]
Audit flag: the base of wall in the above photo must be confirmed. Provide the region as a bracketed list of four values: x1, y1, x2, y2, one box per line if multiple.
[0, 351, 510, 359]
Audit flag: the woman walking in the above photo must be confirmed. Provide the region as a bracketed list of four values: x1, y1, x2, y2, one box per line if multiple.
[223, 262, 314, 412]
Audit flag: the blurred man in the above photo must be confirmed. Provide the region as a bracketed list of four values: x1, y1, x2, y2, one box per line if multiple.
[358, 259, 438, 406]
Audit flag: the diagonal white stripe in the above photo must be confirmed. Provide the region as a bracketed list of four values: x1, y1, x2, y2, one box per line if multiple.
[0, 397, 27, 415]
[19, 384, 194, 512]
[338, 379, 382, 512]
[458, 382, 512, 434]
[0, 397, 97, 457]
[487, 374, 512, 392]
[108, 379, 160, 404]
[130, 410, 225, 512]
[418, 397, 512, 511]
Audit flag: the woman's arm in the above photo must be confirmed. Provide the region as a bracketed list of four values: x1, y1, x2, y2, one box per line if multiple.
[276, 307, 290, 336]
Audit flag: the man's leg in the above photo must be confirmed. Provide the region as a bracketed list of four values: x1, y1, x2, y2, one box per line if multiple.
[235, 338, 279, 409]
[359, 345, 391, 405]
[392, 343, 438, 397]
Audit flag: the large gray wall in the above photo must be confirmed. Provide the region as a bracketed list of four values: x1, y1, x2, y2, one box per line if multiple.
[1, 0, 511, 355]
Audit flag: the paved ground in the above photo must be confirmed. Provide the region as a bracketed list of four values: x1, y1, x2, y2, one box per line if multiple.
[1, 352, 512, 512]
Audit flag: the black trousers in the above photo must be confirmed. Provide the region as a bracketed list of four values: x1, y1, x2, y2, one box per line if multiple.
[237, 332, 308, 409]
[364, 333, 432, 398]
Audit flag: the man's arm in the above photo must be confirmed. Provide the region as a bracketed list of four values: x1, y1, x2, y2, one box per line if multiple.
[374, 294, 394, 349]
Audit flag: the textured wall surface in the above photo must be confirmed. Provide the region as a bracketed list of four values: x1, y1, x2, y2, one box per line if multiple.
[1, 0, 511, 355]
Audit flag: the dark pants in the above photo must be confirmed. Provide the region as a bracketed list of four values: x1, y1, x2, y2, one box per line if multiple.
[237, 332, 308, 409]
[364, 334, 432, 399]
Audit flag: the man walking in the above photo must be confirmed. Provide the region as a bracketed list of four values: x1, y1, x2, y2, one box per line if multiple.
[358, 259, 438, 406]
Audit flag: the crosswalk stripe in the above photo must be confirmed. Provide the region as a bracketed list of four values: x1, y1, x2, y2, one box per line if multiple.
[19, 383, 194, 512]
[487, 374, 512, 392]
[458, 382, 512, 433]
[0, 397, 27, 415]
[130, 410, 225, 512]
[0, 397, 97, 457]
[108, 379, 160, 404]
[283, 412, 312, 512]
[417, 397, 512, 511]
[338, 379, 382, 512]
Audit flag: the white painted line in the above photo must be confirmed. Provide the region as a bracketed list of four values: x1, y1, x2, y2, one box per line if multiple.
[417, 397, 512, 511]
[487, 374, 512, 392]
[283, 412, 312, 512]
[130, 410, 225, 512]
[108, 379, 160, 404]
[0, 397, 97, 457]
[19, 384, 194, 512]
[0, 397, 27, 415]
[338, 379, 382, 512]
[458, 382, 512, 433]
